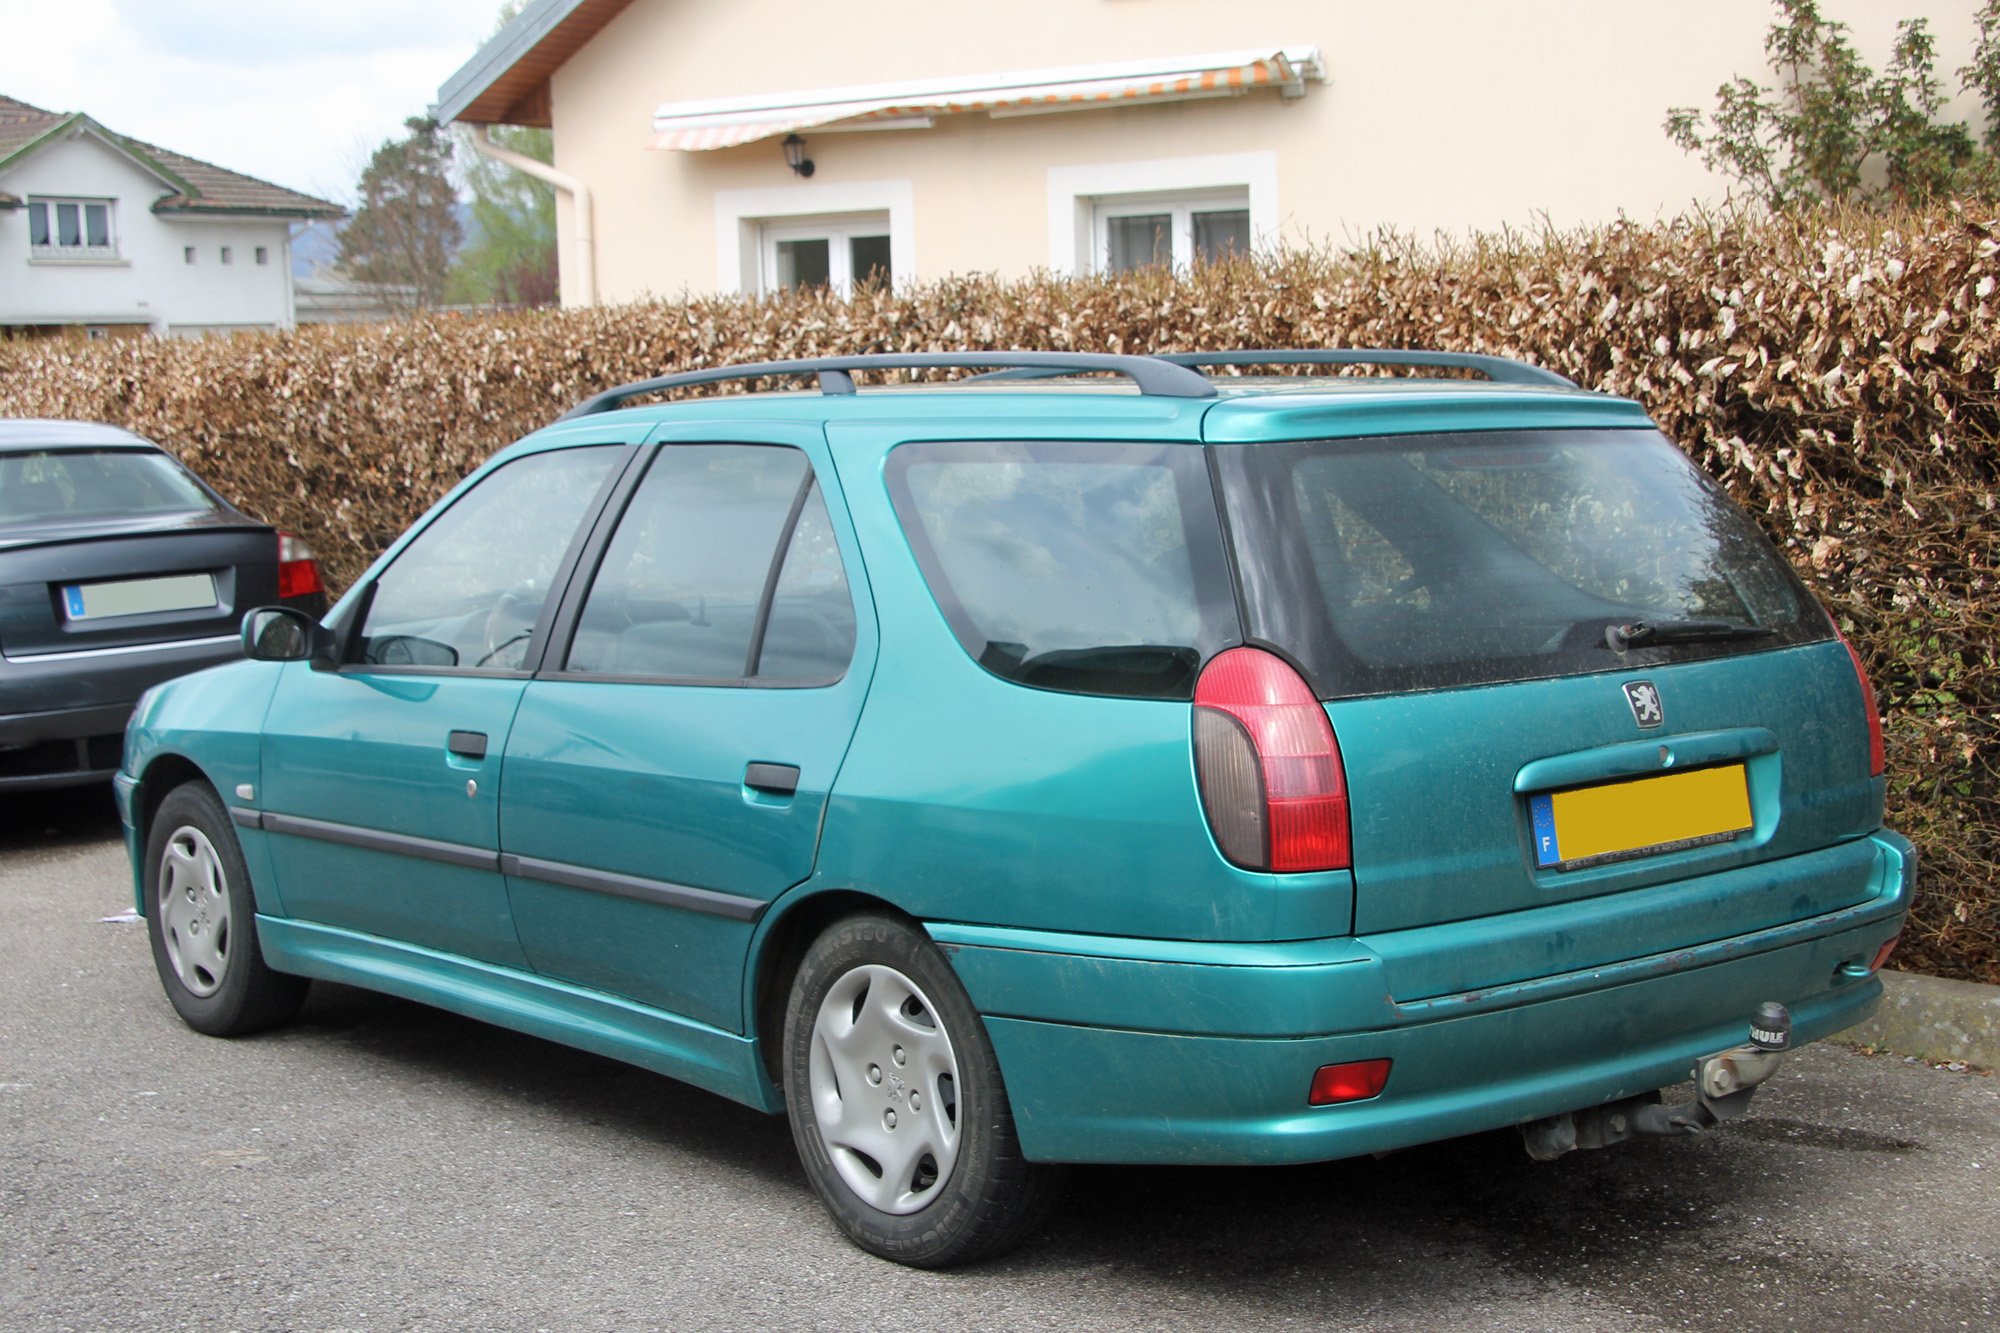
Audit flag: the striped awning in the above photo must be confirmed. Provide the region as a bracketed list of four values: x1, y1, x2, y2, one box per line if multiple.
[650, 47, 1324, 151]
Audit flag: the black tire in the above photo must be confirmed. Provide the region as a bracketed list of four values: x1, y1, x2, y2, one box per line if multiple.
[144, 781, 309, 1036]
[782, 913, 1064, 1267]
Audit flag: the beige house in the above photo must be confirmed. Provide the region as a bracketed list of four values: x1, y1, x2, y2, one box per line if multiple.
[434, 0, 1991, 308]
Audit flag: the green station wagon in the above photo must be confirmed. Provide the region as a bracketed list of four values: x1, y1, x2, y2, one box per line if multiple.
[117, 350, 1910, 1266]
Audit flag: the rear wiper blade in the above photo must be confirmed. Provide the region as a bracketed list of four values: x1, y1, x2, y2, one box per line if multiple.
[1608, 619, 1779, 650]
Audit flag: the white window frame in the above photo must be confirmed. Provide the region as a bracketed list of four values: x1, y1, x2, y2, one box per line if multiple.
[26, 195, 118, 260]
[1093, 188, 1252, 274]
[714, 180, 914, 296]
[1047, 153, 1277, 278]
[758, 212, 894, 297]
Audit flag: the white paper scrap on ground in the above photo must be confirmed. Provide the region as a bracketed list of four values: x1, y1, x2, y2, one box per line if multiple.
[97, 907, 140, 924]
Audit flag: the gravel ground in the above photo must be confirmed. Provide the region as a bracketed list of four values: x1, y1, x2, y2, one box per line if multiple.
[2, 786, 1995, 1333]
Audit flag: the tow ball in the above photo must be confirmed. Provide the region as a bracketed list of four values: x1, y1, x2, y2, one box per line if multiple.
[1519, 1001, 1792, 1162]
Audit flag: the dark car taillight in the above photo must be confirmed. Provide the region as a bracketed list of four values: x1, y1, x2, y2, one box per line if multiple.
[278, 532, 325, 600]
[1192, 646, 1350, 872]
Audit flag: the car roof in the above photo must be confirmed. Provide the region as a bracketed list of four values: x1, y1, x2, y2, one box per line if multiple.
[0, 419, 161, 452]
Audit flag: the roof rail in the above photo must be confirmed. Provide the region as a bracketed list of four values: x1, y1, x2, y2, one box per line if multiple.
[556, 351, 1218, 420]
[1155, 348, 1577, 388]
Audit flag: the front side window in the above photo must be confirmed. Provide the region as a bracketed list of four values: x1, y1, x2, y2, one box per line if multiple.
[358, 445, 620, 672]
[887, 441, 1238, 699]
[1214, 429, 1832, 699]
[564, 444, 856, 683]
[0, 449, 217, 526]
[27, 197, 115, 257]
[1094, 190, 1249, 273]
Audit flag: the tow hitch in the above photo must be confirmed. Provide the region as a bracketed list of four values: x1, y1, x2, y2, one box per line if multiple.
[1520, 1001, 1792, 1162]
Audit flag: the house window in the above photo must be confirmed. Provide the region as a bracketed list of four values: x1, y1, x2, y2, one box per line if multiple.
[1046, 153, 1277, 278]
[184, 247, 196, 264]
[255, 246, 268, 266]
[220, 247, 233, 265]
[1094, 190, 1251, 274]
[759, 214, 892, 296]
[27, 197, 116, 258]
[715, 180, 913, 297]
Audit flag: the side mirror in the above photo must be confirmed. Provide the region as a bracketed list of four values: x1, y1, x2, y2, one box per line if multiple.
[241, 605, 333, 665]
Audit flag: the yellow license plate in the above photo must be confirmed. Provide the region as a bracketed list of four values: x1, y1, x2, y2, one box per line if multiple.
[1529, 764, 1752, 870]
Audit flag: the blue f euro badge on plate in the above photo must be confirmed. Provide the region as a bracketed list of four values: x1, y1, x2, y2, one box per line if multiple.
[1530, 792, 1560, 867]
[63, 585, 87, 620]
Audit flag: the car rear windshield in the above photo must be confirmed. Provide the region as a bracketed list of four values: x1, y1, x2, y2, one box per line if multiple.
[887, 440, 1239, 699]
[0, 448, 218, 527]
[1213, 428, 1832, 699]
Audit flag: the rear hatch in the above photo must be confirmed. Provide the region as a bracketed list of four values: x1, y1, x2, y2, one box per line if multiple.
[0, 447, 278, 667]
[1209, 423, 1884, 981]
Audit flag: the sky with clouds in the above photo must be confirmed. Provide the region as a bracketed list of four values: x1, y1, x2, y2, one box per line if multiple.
[0, 0, 504, 206]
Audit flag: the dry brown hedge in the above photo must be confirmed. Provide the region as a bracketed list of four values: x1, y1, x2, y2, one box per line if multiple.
[2, 204, 1995, 983]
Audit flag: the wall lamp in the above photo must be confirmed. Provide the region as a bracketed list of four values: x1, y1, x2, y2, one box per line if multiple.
[783, 134, 815, 178]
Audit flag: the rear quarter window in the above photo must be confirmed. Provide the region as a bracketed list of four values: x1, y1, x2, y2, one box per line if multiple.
[887, 440, 1239, 699]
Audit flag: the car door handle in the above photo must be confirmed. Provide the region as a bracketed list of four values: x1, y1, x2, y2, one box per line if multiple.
[744, 762, 800, 796]
[448, 730, 489, 760]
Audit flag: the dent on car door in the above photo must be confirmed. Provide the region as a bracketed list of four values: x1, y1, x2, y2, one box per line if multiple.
[257, 443, 627, 966]
[500, 438, 876, 1031]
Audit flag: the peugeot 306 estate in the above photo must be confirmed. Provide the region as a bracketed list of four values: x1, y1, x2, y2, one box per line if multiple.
[116, 350, 1910, 1266]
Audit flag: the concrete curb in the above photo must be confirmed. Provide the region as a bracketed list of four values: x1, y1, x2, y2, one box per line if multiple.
[1835, 968, 2000, 1069]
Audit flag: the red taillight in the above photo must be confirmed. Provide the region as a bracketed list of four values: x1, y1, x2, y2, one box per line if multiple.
[1869, 934, 1900, 973]
[1309, 1058, 1391, 1106]
[1193, 647, 1350, 873]
[1838, 631, 1886, 778]
[277, 531, 324, 599]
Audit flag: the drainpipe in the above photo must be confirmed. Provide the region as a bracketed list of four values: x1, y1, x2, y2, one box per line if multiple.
[469, 124, 596, 307]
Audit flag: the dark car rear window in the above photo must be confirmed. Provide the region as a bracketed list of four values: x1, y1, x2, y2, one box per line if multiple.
[1213, 428, 1833, 700]
[887, 440, 1239, 699]
[0, 448, 218, 527]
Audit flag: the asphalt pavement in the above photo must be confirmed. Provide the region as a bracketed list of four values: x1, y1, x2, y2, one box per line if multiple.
[2, 785, 1995, 1333]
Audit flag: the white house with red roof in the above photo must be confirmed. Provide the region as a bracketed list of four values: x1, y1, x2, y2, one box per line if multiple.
[0, 95, 344, 340]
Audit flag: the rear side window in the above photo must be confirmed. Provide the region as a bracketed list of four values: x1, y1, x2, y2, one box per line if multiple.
[0, 449, 218, 526]
[887, 441, 1238, 699]
[563, 443, 856, 683]
[1214, 429, 1831, 699]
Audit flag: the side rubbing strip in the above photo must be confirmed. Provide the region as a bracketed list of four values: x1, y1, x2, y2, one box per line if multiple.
[499, 852, 767, 923]
[229, 807, 264, 830]
[261, 812, 500, 872]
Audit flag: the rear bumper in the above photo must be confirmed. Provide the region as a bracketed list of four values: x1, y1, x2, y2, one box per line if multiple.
[932, 831, 1912, 1166]
[0, 635, 240, 789]
[0, 703, 130, 790]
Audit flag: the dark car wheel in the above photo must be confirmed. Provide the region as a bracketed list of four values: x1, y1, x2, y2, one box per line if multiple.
[782, 913, 1063, 1267]
[144, 782, 309, 1036]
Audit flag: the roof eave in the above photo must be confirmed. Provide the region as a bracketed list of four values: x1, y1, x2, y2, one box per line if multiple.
[435, 0, 632, 125]
[0, 116, 198, 199]
[0, 112, 83, 175]
[152, 199, 346, 220]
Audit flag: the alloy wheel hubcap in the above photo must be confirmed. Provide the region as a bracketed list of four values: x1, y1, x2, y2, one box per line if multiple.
[808, 963, 961, 1214]
[159, 824, 230, 997]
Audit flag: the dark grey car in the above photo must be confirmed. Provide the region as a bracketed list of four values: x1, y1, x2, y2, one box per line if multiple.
[0, 420, 326, 791]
